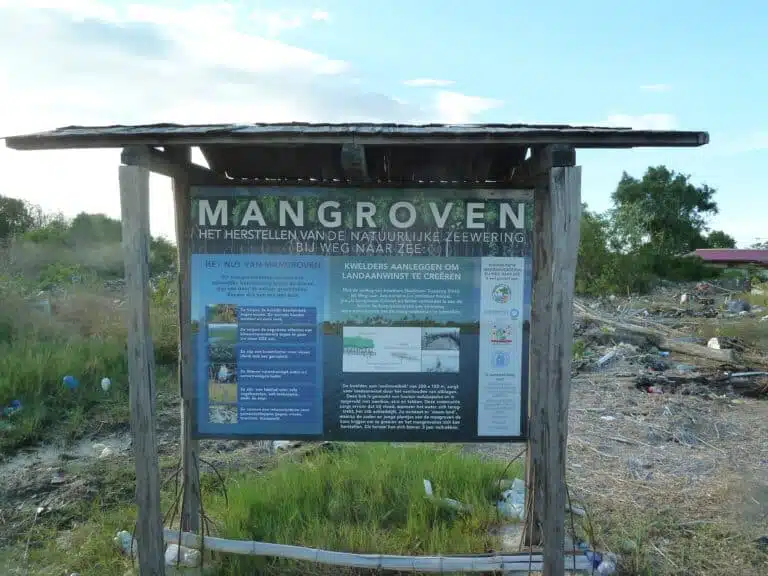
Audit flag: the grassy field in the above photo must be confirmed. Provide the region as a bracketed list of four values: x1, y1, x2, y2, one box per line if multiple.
[0, 444, 518, 576]
[1, 255, 766, 575]
[0, 282, 178, 455]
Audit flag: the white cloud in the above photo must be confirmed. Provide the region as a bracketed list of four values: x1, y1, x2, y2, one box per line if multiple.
[602, 113, 679, 131]
[250, 10, 304, 36]
[640, 83, 672, 93]
[403, 78, 455, 88]
[249, 7, 330, 36]
[0, 2, 446, 240]
[434, 91, 503, 124]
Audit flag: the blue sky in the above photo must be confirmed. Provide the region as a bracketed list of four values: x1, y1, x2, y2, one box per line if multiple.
[0, 0, 765, 246]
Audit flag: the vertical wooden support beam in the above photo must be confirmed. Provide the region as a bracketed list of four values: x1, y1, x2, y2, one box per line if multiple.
[168, 146, 201, 534]
[119, 163, 166, 575]
[525, 166, 582, 575]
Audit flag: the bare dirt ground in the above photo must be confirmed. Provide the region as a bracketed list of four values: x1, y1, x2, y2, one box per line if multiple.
[1, 286, 766, 574]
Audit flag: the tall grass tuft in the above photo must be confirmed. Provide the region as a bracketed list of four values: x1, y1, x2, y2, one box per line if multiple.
[211, 444, 517, 575]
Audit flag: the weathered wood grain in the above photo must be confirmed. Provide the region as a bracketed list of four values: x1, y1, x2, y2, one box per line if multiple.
[168, 146, 201, 535]
[119, 163, 165, 575]
[525, 166, 582, 575]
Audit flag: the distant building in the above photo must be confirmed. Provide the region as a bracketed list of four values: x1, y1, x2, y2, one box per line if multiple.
[690, 248, 768, 267]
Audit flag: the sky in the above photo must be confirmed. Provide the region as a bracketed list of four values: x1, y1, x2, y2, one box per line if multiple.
[0, 0, 765, 246]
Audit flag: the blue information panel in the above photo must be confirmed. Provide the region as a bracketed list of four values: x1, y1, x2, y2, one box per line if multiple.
[190, 187, 533, 442]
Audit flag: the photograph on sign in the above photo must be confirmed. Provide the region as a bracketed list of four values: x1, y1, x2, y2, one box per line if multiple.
[189, 187, 532, 442]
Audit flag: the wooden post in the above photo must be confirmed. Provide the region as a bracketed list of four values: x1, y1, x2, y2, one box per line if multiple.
[119, 162, 166, 575]
[524, 159, 582, 575]
[168, 146, 201, 534]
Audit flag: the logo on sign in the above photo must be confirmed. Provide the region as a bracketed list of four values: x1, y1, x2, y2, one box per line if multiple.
[491, 284, 511, 304]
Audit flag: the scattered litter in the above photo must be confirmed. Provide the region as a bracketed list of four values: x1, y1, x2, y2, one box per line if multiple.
[2, 399, 22, 417]
[101, 377, 111, 392]
[92, 443, 107, 455]
[165, 544, 201, 567]
[99, 447, 115, 459]
[727, 299, 751, 314]
[707, 337, 721, 350]
[680, 293, 689, 304]
[51, 471, 66, 485]
[566, 503, 586, 517]
[114, 530, 137, 557]
[597, 349, 619, 368]
[600, 415, 616, 422]
[423, 479, 472, 514]
[272, 440, 301, 452]
[63, 375, 79, 390]
[756, 535, 768, 549]
[496, 478, 526, 520]
[597, 553, 618, 574]
[658, 351, 670, 357]
[574, 540, 618, 573]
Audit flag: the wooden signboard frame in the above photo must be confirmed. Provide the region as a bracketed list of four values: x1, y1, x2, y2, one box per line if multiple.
[3, 122, 709, 576]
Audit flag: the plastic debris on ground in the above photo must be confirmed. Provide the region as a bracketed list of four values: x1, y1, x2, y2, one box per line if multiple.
[63, 375, 79, 390]
[165, 544, 202, 567]
[726, 299, 751, 314]
[597, 349, 619, 368]
[496, 478, 526, 520]
[99, 446, 115, 459]
[272, 440, 302, 451]
[595, 343, 638, 370]
[101, 377, 111, 392]
[2, 399, 22, 417]
[423, 479, 472, 514]
[707, 337, 721, 350]
[575, 540, 618, 574]
[114, 530, 137, 557]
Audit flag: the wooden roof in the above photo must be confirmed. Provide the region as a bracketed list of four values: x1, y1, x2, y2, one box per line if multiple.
[2, 123, 710, 182]
[3, 122, 709, 150]
[692, 249, 768, 265]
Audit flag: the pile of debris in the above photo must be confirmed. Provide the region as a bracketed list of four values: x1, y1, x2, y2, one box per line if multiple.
[573, 299, 768, 398]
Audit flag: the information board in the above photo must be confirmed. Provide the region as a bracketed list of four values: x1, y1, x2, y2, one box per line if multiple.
[190, 187, 533, 442]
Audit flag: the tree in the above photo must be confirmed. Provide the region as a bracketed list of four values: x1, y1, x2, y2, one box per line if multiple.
[706, 230, 737, 249]
[575, 204, 613, 294]
[0, 195, 34, 240]
[610, 166, 719, 257]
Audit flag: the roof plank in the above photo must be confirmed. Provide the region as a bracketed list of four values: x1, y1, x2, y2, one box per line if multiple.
[3, 122, 709, 151]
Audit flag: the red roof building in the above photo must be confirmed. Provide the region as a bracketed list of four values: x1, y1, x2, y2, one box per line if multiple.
[691, 249, 768, 266]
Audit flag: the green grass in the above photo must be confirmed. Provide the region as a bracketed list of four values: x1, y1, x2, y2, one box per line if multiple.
[583, 500, 768, 576]
[0, 444, 520, 576]
[0, 282, 179, 455]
